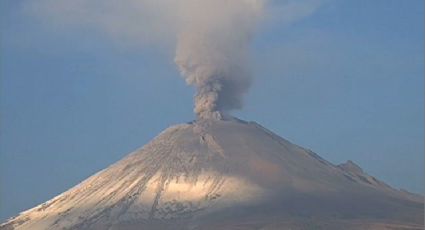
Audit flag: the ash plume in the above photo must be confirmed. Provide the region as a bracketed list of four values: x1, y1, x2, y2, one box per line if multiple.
[27, 0, 324, 119]
[174, 0, 263, 119]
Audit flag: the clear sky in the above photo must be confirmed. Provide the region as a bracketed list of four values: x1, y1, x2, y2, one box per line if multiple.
[0, 0, 423, 222]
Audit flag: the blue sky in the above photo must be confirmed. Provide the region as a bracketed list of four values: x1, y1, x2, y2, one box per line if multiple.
[0, 0, 423, 221]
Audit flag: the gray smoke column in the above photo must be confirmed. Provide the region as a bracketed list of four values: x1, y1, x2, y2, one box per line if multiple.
[174, 0, 264, 119]
[25, 0, 326, 119]
[26, 0, 269, 119]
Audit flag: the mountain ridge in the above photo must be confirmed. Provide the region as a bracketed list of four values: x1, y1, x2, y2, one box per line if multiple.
[1, 118, 423, 230]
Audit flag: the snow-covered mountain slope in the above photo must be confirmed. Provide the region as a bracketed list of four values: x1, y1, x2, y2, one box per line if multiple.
[1, 118, 423, 230]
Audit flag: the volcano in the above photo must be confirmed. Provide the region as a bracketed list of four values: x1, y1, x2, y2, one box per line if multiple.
[1, 118, 423, 230]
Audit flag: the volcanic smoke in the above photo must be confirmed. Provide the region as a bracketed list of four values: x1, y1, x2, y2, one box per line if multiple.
[29, 0, 264, 119]
[174, 0, 263, 119]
